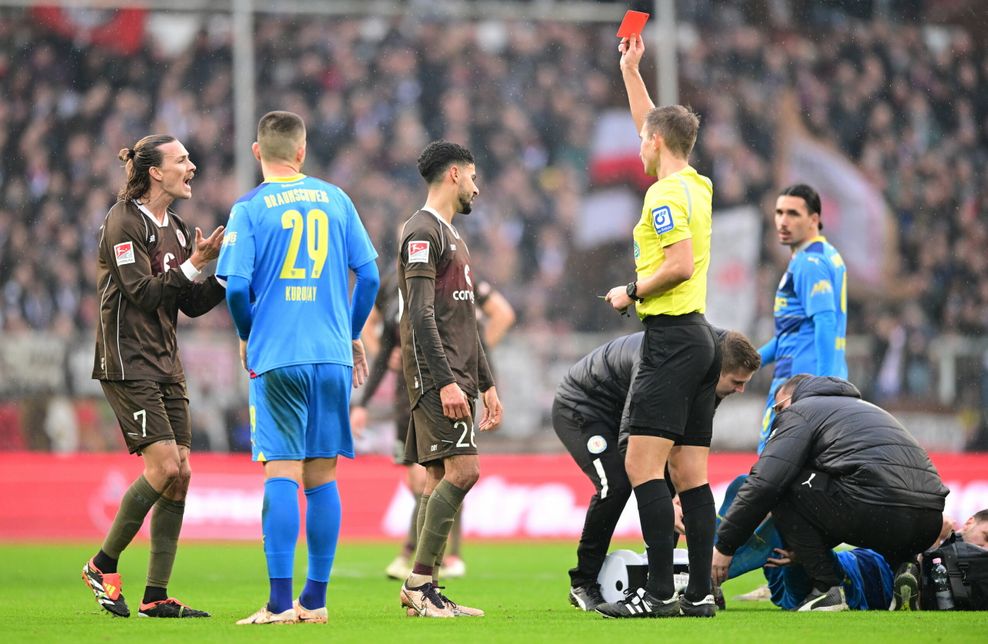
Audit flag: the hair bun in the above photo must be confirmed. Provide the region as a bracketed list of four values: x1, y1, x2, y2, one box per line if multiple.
[118, 147, 135, 162]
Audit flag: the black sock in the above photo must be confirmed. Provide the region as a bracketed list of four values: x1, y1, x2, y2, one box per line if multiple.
[143, 586, 168, 604]
[679, 483, 716, 601]
[635, 479, 675, 599]
[93, 549, 117, 574]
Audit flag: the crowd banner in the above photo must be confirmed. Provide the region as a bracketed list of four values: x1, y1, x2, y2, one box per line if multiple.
[1, 453, 984, 541]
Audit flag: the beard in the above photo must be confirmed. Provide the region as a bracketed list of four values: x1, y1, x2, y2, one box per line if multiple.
[458, 193, 474, 214]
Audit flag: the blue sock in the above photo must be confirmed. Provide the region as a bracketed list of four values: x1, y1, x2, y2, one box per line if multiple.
[299, 480, 341, 610]
[263, 477, 300, 613]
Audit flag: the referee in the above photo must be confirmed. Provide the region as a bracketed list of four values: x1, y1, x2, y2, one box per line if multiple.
[598, 34, 719, 619]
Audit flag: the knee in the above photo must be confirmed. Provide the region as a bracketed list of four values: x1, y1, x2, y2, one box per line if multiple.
[624, 457, 653, 487]
[149, 459, 182, 488]
[446, 463, 480, 490]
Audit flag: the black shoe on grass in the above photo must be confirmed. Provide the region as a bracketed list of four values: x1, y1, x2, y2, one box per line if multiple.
[569, 583, 606, 611]
[138, 598, 210, 618]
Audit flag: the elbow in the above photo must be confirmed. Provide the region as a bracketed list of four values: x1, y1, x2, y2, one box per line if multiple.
[673, 263, 694, 285]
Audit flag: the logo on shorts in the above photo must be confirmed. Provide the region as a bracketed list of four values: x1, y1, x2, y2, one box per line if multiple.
[587, 435, 607, 455]
[408, 240, 430, 263]
[430, 444, 439, 452]
[114, 242, 135, 266]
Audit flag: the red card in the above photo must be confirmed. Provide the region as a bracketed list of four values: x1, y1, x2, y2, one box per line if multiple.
[616, 10, 650, 38]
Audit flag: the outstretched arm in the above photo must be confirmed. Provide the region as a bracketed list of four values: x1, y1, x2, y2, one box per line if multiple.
[619, 34, 655, 134]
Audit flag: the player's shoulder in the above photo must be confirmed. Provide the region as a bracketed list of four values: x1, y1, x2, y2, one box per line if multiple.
[303, 176, 350, 201]
[103, 199, 147, 235]
[402, 210, 442, 238]
[645, 176, 689, 210]
[233, 183, 267, 207]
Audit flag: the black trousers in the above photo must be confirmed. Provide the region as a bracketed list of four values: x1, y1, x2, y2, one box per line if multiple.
[771, 475, 943, 588]
[552, 400, 632, 588]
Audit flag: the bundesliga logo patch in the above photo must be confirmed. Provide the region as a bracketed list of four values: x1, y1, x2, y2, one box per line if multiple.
[408, 240, 430, 264]
[652, 205, 674, 235]
[114, 241, 135, 266]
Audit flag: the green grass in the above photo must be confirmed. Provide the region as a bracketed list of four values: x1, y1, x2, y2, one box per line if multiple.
[1, 541, 983, 643]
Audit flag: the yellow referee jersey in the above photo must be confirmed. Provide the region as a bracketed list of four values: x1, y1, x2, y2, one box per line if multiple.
[632, 165, 713, 318]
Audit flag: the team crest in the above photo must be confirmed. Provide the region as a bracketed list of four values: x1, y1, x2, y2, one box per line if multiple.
[175, 228, 187, 248]
[651, 205, 674, 235]
[114, 241, 135, 266]
[587, 435, 607, 455]
[408, 240, 430, 264]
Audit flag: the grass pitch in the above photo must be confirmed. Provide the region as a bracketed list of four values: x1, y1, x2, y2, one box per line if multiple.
[2, 541, 983, 643]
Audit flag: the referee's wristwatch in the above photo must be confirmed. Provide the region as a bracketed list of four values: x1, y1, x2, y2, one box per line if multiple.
[626, 281, 643, 303]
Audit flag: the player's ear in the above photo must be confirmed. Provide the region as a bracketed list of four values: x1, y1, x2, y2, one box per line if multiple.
[296, 142, 306, 166]
[148, 165, 163, 182]
[448, 163, 460, 184]
[251, 142, 262, 162]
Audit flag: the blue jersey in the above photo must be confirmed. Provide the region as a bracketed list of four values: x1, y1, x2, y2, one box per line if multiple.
[771, 236, 847, 380]
[216, 174, 378, 375]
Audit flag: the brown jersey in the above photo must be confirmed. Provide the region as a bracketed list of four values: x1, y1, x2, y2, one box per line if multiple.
[398, 208, 493, 406]
[93, 200, 226, 382]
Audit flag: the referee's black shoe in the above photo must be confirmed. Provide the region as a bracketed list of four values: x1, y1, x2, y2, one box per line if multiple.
[596, 587, 680, 618]
[680, 593, 718, 617]
[569, 583, 606, 611]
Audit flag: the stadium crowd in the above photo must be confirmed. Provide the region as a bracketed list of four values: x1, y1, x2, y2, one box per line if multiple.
[0, 2, 986, 450]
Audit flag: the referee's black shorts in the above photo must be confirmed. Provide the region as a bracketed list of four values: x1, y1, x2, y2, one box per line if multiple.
[627, 312, 721, 446]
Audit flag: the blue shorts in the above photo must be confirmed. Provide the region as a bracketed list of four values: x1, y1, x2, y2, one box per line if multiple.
[249, 363, 354, 461]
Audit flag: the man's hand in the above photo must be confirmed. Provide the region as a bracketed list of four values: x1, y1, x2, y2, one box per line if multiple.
[619, 34, 645, 72]
[190, 225, 225, 269]
[712, 547, 733, 585]
[238, 338, 248, 372]
[764, 547, 796, 568]
[350, 404, 368, 439]
[605, 285, 633, 313]
[352, 339, 368, 388]
[478, 386, 502, 432]
[439, 382, 471, 420]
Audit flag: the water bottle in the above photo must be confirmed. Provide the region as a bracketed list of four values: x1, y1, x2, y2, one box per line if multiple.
[931, 557, 955, 610]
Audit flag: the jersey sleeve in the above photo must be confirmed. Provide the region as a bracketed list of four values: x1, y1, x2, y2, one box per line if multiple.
[643, 186, 691, 247]
[794, 255, 837, 318]
[400, 219, 443, 281]
[216, 202, 255, 281]
[342, 191, 378, 269]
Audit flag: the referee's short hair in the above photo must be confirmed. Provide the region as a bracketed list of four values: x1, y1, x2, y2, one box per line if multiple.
[417, 140, 474, 185]
[721, 331, 761, 375]
[779, 183, 823, 230]
[257, 111, 306, 163]
[644, 105, 700, 159]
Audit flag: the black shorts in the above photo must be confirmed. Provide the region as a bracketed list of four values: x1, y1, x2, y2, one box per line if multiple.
[404, 388, 477, 465]
[627, 313, 721, 447]
[100, 379, 191, 454]
[552, 400, 628, 498]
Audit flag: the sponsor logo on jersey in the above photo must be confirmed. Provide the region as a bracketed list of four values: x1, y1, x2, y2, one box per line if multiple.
[634, 241, 640, 259]
[223, 231, 238, 246]
[810, 279, 833, 296]
[651, 205, 674, 235]
[114, 241, 135, 266]
[408, 240, 429, 263]
[587, 435, 607, 455]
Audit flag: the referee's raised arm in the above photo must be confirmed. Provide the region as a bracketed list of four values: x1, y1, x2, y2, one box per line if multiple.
[618, 34, 654, 134]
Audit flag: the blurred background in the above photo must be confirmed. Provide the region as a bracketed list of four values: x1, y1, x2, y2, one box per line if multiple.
[0, 0, 986, 459]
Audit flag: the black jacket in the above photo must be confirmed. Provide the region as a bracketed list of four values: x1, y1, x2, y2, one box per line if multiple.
[717, 376, 948, 555]
[554, 332, 643, 430]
